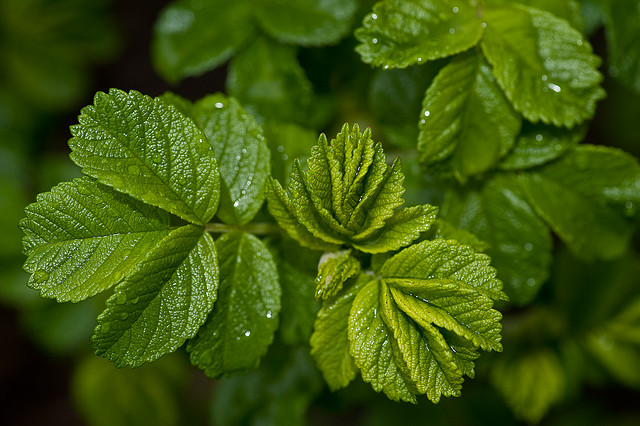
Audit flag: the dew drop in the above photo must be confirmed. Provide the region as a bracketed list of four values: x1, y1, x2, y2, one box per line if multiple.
[547, 83, 561, 93]
[541, 75, 548, 81]
[215, 102, 224, 108]
[233, 200, 240, 207]
[33, 270, 49, 283]
[535, 134, 543, 142]
[244, 330, 251, 337]
[282, 154, 289, 161]
[524, 242, 533, 251]
[527, 278, 536, 287]
[266, 311, 272, 319]
[241, 148, 247, 154]
[624, 201, 637, 217]
[417, 57, 423, 62]
[372, 38, 378, 44]
[481, 22, 487, 28]
[383, 65, 390, 70]
[577, 39, 583, 46]
[277, 145, 285, 153]
[449, 28, 456, 34]
[424, 110, 430, 117]
[452, 6, 459, 13]
[371, 13, 378, 20]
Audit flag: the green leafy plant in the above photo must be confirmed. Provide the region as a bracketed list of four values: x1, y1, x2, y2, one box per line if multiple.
[9, 0, 640, 424]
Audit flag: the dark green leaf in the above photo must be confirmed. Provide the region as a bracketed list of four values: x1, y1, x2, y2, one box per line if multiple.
[520, 145, 640, 260]
[603, 0, 640, 93]
[92, 225, 218, 368]
[355, 0, 484, 68]
[255, 0, 358, 46]
[152, 0, 253, 82]
[190, 94, 270, 225]
[508, 0, 584, 31]
[418, 50, 521, 180]
[480, 3, 605, 127]
[69, 89, 220, 225]
[188, 232, 280, 377]
[20, 177, 171, 302]
[441, 173, 552, 305]
[263, 121, 317, 184]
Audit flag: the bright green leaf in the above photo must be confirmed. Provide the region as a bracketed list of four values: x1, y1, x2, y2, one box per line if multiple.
[188, 232, 280, 378]
[315, 249, 360, 300]
[355, 0, 484, 68]
[441, 173, 552, 305]
[311, 274, 368, 391]
[227, 36, 314, 124]
[520, 145, 640, 260]
[499, 121, 587, 170]
[480, 3, 605, 127]
[418, 50, 521, 180]
[190, 94, 270, 225]
[69, 89, 220, 225]
[151, 0, 253, 82]
[92, 225, 218, 368]
[20, 177, 171, 302]
[255, 0, 358, 46]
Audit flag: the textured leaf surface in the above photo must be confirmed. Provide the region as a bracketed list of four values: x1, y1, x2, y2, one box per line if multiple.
[20, 177, 171, 302]
[355, 0, 484, 68]
[418, 50, 521, 180]
[442, 173, 552, 305]
[255, 0, 358, 46]
[190, 94, 270, 225]
[480, 3, 605, 127]
[315, 250, 360, 300]
[520, 145, 640, 260]
[604, 0, 640, 93]
[92, 225, 218, 368]
[491, 350, 566, 423]
[267, 124, 437, 252]
[227, 36, 314, 124]
[188, 232, 280, 378]
[69, 89, 220, 225]
[311, 275, 367, 391]
[152, 0, 253, 82]
[499, 121, 586, 170]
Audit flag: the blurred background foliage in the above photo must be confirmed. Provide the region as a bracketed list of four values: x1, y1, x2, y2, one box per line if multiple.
[1, 0, 639, 425]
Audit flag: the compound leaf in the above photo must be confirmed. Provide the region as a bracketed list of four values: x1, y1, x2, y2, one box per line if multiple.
[480, 3, 605, 127]
[418, 49, 521, 180]
[69, 89, 220, 225]
[188, 232, 280, 378]
[255, 0, 358, 46]
[355, 0, 484, 68]
[152, 0, 253, 82]
[190, 94, 270, 225]
[520, 145, 640, 260]
[20, 177, 171, 303]
[92, 225, 218, 368]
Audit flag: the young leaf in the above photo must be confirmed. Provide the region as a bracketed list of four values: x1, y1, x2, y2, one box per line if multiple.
[226, 36, 314, 124]
[355, 0, 484, 68]
[480, 3, 605, 127]
[92, 225, 218, 368]
[254, 0, 358, 46]
[441, 173, 552, 305]
[520, 145, 640, 260]
[267, 124, 437, 253]
[310, 274, 368, 391]
[499, 121, 587, 170]
[152, 0, 253, 82]
[315, 250, 360, 300]
[20, 177, 171, 302]
[190, 94, 270, 225]
[69, 89, 220, 225]
[418, 50, 521, 181]
[188, 232, 280, 378]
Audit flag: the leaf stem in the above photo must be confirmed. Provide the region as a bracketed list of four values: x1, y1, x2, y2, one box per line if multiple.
[205, 222, 282, 235]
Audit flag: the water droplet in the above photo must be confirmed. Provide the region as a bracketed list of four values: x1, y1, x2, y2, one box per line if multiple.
[282, 154, 288, 161]
[266, 311, 272, 319]
[372, 38, 378, 44]
[420, 119, 426, 124]
[115, 291, 127, 305]
[233, 200, 240, 207]
[235, 154, 241, 161]
[371, 13, 378, 20]
[527, 278, 536, 287]
[424, 111, 430, 117]
[383, 65, 389, 70]
[554, 144, 562, 151]
[577, 39, 583, 47]
[449, 28, 456, 34]
[215, 102, 224, 108]
[535, 134, 543, 142]
[452, 6, 459, 13]
[241, 148, 247, 154]
[481, 22, 487, 28]
[624, 201, 637, 217]
[277, 145, 285, 153]
[547, 83, 561, 93]
[244, 330, 251, 337]
[33, 270, 49, 283]
[541, 75, 548, 81]
[417, 57, 423, 62]
[524, 243, 533, 251]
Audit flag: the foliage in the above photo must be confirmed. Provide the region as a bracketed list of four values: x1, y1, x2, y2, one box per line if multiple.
[4, 0, 640, 425]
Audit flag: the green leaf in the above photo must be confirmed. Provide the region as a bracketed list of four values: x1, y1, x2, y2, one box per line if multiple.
[348, 240, 505, 403]
[227, 36, 314, 124]
[151, 0, 253, 82]
[355, 0, 484, 68]
[263, 121, 317, 184]
[499, 121, 587, 170]
[520, 145, 640, 260]
[441, 173, 552, 305]
[480, 3, 605, 127]
[315, 249, 360, 300]
[69, 89, 220, 225]
[267, 124, 437, 253]
[603, 0, 640, 93]
[508, 0, 584, 31]
[418, 50, 521, 180]
[92, 225, 218, 368]
[368, 63, 440, 148]
[311, 274, 368, 391]
[188, 232, 280, 377]
[190, 94, 270, 225]
[490, 349, 566, 423]
[255, 0, 358, 46]
[20, 177, 171, 302]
